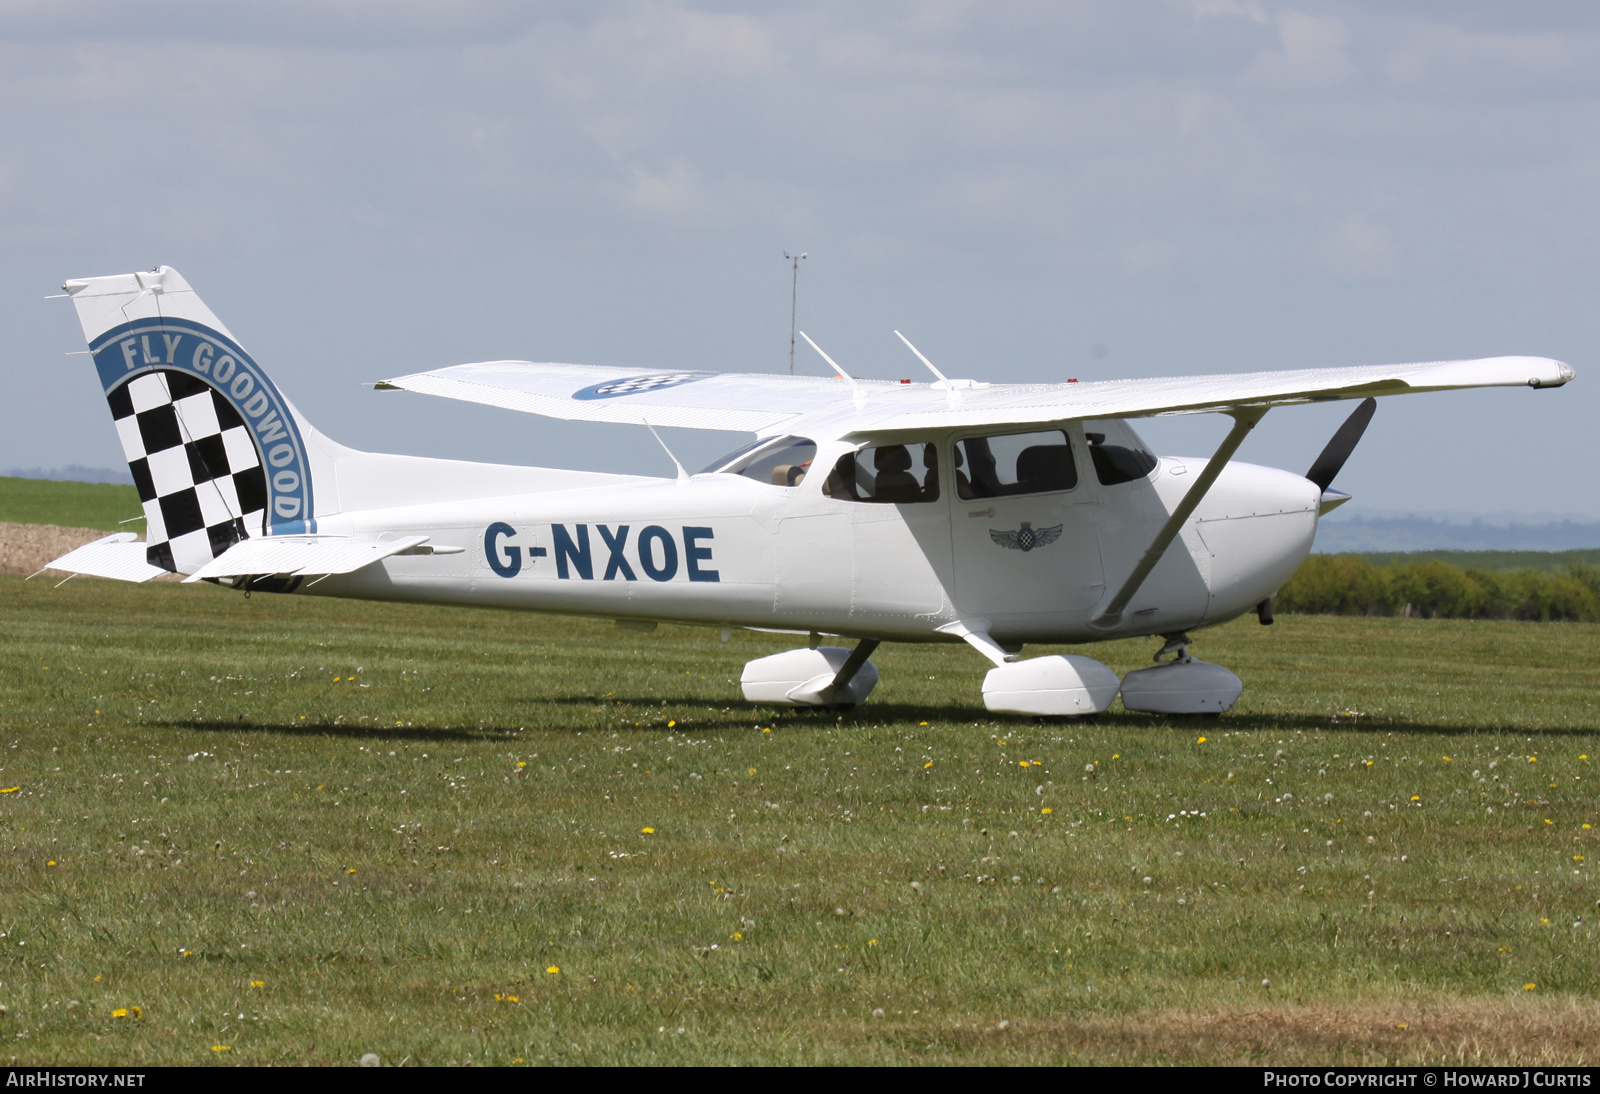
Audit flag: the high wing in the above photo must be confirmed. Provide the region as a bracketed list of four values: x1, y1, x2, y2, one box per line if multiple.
[376, 361, 881, 433]
[378, 355, 1574, 435]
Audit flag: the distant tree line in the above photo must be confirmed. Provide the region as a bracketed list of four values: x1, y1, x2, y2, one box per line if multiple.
[1277, 556, 1600, 622]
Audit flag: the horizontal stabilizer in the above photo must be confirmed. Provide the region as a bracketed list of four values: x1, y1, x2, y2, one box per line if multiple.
[41, 533, 169, 583]
[182, 535, 429, 583]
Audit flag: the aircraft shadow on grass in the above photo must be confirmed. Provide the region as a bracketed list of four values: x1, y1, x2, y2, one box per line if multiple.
[158, 706, 1580, 743]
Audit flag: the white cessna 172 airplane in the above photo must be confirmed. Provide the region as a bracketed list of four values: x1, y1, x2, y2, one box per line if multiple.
[45, 266, 1575, 717]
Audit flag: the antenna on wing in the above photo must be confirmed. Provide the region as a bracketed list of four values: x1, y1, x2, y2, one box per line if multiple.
[798, 332, 866, 401]
[894, 330, 950, 384]
[892, 330, 986, 390]
[642, 419, 691, 482]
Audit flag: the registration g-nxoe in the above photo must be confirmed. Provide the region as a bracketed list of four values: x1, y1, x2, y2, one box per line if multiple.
[47, 267, 1575, 716]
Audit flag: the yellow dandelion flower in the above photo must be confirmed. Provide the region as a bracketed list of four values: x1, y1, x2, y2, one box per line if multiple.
[47, 861, 55, 867]
[1396, 1023, 1407, 1030]
[1442, 756, 1452, 762]
[1197, 737, 1207, 744]
[868, 939, 878, 946]
[642, 827, 655, 834]
[250, 981, 264, 988]
[112, 1009, 128, 1018]
[507, 995, 518, 1002]
[131, 1006, 141, 1019]
[731, 933, 743, 941]
[1545, 819, 1554, 825]
[211, 1044, 231, 1053]
[1541, 918, 1551, 925]
[346, 868, 356, 874]
[547, 966, 560, 975]
[516, 761, 526, 768]
[761, 727, 771, 733]
[919, 722, 929, 726]
[1018, 761, 1029, 768]
[0, 787, 18, 794]
[1524, 983, 1537, 991]
[93, 976, 102, 982]
[923, 761, 933, 769]
[668, 720, 676, 728]
[748, 767, 757, 776]
[1041, 808, 1053, 814]
[1584, 824, 1592, 830]
[1576, 855, 1585, 862]
[1411, 796, 1421, 801]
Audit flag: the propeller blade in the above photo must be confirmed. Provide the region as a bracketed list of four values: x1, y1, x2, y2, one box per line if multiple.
[1305, 396, 1376, 493]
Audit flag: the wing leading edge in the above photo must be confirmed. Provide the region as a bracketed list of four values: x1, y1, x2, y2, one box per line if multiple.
[378, 355, 1574, 436]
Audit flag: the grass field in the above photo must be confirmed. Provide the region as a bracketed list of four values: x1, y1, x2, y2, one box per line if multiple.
[0, 478, 141, 533]
[1, 575, 1597, 1065]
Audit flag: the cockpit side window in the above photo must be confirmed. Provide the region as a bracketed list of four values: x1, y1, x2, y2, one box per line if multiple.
[954, 429, 1077, 499]
[1082, 419, 1158, 486]
[822, 442, 940, 503]
[701, 435, 817, 486]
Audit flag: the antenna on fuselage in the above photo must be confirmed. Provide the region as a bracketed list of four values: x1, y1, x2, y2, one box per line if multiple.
[641, 419, 691, 482]
[893, 330, 950, 384]
[798, 332, 866, 401]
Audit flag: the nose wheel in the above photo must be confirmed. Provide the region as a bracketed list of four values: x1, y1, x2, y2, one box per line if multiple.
[1121, 632, 1242, 715]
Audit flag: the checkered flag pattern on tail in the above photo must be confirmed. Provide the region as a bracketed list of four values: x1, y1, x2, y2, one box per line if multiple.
[107, 368, 267, 573]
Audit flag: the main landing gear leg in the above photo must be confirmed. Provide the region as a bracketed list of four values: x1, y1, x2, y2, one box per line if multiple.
[1120, 632, 1243, 716]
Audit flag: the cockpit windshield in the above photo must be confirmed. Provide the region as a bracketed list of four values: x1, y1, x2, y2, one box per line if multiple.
[1082, 419, 1158, 485]
[700, 435, 817, 487]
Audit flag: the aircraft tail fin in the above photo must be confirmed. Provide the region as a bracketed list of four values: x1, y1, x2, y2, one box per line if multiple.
[64, 267, 336, 575]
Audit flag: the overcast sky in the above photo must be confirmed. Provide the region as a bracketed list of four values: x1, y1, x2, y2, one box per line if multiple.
[2, 0, 1596, 518]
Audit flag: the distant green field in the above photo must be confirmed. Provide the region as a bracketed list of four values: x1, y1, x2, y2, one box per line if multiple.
[1, 575, 1597, 1065]
[1355, 548, 1600, 573]
[0, 476, 141, 531]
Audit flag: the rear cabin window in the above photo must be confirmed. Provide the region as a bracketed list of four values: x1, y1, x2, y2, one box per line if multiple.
[1083, 419, 1158, 485]
[822, 442, 940, 503]
[954, 430, 1077, 499]
[702, 435, 817, 486]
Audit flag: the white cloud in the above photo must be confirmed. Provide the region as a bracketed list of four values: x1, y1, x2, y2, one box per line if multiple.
[1325, 215, 1397, 279]
[1252, 9, 1353, 87]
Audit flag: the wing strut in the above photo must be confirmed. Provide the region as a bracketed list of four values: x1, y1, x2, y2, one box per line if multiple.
[1092, 406, 1269, 627]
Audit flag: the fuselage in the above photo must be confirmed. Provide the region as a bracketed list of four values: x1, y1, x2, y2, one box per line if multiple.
[286, 422, 1321, 647]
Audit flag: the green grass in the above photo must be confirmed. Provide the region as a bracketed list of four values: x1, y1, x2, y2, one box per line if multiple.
[0, 477, 141, 531]
[1354, 549, 1600, 573]
[1, 575, 1597, 1065]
